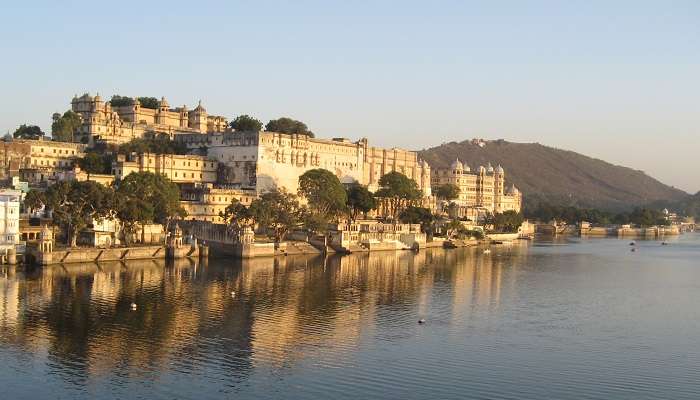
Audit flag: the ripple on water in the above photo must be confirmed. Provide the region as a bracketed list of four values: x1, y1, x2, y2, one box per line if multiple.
[2, 237, 700, 399]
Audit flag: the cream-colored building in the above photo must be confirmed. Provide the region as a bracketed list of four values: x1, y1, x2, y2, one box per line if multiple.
[70, 93, 228, 145]
[0, 190, 21, 251]
[177, 131, 432, 197]
[432, 159, 522, 217]
[112, 153, 218, 184]
[18, 139, 86, 184]
[180, 183, 257, 223]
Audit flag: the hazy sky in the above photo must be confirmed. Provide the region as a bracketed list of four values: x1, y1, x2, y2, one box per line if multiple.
[1, 1, 698, 193]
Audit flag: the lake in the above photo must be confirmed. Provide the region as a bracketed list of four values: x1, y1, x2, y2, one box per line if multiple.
[2, 234, 700, 399]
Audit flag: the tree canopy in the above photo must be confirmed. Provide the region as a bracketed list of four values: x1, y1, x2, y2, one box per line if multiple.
[298, 169, 347, 217]
[346, 183, 377, 220]
[13, 124, 45, 140]
[44, 181, 114, 247]
[487, 211, 525, 233]
[375, 171, 423, 219]
[118, 132, 188, 155]
[265, 117, 314, 137]
[109, 95, 160, 109]
[78, 151, 114, 175]
[110, 95, 134, 107]
[137, 97, 160, 109]
[248, 189, 302, 242]
[116, 171, 185, 227]
[230, 115, 263, 132]
[51, 110, 82, 142]
[434, 184, 459, 201]
[220, 199, 255, 240]
[399, 206, 435, 235]
[23, 189, 46, 214]
[526, 203, 670, 226]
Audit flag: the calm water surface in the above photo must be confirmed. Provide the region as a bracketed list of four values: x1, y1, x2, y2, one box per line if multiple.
[2, 234, 700, 399]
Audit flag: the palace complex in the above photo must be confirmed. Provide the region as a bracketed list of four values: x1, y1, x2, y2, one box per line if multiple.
[70, 93, 228, 145]
[431, 158, 522, 219]
[1, 92, 523, 237]
[176, 131, 433, 196]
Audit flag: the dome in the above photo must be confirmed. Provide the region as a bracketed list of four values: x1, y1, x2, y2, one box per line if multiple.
[194, 100, 206, 112]
[487, 162, 494, 173]
[159, 96, 170, 108]
[450, 158, 464, 171]
[94, 93, 102, 102]
[495, 164, 504, 174]
[506, 184, 519, 195]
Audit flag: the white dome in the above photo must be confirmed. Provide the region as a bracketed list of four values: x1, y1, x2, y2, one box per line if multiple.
[495, 164, 504, 174]
[450, 158, 463, 171]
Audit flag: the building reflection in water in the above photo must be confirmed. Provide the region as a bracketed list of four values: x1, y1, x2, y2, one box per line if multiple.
[0, 243, 530, 390]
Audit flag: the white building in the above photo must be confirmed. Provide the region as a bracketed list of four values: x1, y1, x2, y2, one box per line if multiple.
[0, 190, 21, 251]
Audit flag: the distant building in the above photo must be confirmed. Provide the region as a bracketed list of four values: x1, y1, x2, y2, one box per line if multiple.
[0, 190, 21, 251]
[179, 183, 257, 223]
[71, 93, 228, 145]
[0, 139, 85, 186]
[112, 153, 218, 184]
[431, 159, 522, 218]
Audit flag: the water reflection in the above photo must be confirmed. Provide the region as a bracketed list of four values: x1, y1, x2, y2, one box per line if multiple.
[1, 241, 584, 399]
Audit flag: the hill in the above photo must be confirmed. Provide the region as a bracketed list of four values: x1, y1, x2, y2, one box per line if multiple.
[418, 139, 689, 212]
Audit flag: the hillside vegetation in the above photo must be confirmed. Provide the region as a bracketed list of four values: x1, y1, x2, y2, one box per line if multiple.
[418, 139, 689, 212]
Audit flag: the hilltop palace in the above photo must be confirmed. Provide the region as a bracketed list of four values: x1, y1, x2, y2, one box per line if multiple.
[3, 93, 522, 225]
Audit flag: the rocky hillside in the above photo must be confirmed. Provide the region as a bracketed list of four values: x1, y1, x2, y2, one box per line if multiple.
[418, 139, 689, 212]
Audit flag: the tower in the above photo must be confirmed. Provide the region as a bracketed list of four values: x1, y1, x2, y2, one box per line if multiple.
[189, 100, 208, 132]
[38, 225, 54, 265]
[493, 165, 505, 212]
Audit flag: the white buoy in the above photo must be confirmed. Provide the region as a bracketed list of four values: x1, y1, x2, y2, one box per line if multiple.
[231, 291, 236, 297]
[130, 303, 137, 310]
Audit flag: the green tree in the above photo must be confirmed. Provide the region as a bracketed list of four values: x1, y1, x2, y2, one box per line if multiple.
[51, 110, 82, 142]
[626, 208, 669, 227]
[399, 206, 435, 235]
[44, 181, 114, 247]
[488, 210, 525, 233]
[78, 152, 113, 174]
[375, 171, 422, 219]
[116, 172, 186, 236]
[298, 169, 347, 219]
[346, 183, 377, 220]
[265, 117, 314, 137]
[114, 191, 154, 245]
[434, 184, 459, 201]
[24, 190, 46, 214]
[118, 132, 187, 155]
[110, 95, 134, 107]
[220, 199, 255, 240]
[249, 189, 302, 243]
[137, 97, 160, 109]
[13, 124, 44, 140]
[230, 115, 263, 132]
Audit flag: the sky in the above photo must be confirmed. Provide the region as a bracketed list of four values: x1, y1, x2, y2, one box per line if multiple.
[1, 0, 698, 193]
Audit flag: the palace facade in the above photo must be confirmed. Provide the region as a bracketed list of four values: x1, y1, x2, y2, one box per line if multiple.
[70, 94, 228, 145]
[431, 159, 522, 217]
[179, 184, 257, 223]
[176, 131, 432, 197]
[112, 153, 219, 185]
